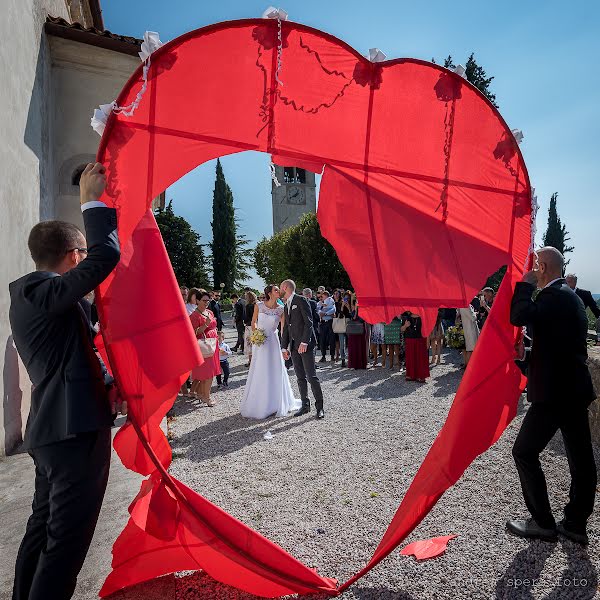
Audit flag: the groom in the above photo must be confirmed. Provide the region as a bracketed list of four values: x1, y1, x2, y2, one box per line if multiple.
[280, 279, 325, 419]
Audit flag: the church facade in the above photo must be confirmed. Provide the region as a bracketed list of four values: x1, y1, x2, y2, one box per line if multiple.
[0, 0, 163, 455]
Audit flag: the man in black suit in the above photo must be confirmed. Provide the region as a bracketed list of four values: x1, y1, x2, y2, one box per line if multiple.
[507, 247, 596, 545]
[231, 294, 245, 352]
[209, 291, 224, 331]
[566, 273, 600, 330]
[280, 279, 325, 419]
[302, 287, 321, 345]
[9, 162, 122, 599]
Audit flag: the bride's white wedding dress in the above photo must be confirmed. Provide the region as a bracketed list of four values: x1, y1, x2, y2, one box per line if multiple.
[240, 302, 301, 419]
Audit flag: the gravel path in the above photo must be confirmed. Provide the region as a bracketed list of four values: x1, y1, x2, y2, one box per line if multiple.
[168, 326, 600, 599]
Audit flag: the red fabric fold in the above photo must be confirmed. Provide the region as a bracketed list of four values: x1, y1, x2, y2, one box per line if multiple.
[93, 18, 531, 597]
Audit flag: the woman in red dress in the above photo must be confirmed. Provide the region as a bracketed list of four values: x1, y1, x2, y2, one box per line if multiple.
[189, 289, 221, 406]
[401, 312, 430, 383]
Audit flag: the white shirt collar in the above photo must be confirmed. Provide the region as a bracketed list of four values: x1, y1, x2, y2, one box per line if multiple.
[287, 293, 294, 307]
[544, 277, 563, 289]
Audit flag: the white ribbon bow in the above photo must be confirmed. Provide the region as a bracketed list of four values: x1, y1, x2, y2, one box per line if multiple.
[139, 31, 163, 62]
[90, 102, 116, 136]
[368, 48, 387, 63]
[454, 64, 467, 79]
[262, 6, 288, 20]
[511, 129, 524, 144]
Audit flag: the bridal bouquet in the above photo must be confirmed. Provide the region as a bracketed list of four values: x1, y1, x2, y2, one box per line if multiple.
[249, 328, 267, 346]
[445, 325, 466, 350]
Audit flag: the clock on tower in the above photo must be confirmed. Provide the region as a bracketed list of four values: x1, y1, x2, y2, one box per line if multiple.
[271, 166, 316, 233]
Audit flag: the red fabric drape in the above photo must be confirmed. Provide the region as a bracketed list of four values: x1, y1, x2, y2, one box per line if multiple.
[94, 19, 531, 597]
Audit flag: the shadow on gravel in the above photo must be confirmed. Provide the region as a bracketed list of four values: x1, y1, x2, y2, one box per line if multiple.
[495, 537, 598, 599]
[344, 587, 417, 600]
[171, 413, 308, 463]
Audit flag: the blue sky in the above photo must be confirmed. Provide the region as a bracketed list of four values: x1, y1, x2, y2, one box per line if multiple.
[102, 0, 600, 292]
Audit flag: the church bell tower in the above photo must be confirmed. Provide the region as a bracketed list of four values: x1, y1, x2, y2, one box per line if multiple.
[271, 166, 317, 233]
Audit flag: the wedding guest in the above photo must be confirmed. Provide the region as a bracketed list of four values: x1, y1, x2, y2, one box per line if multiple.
[185, 288, 199, 315]
[9, 163, 122, 600]
[564, 274, 598, 314]
[231, 293, 245, 352]
[477, 287, 494, 329]
[209, 291, 224, 331]
[216, 331, 232, 388]
[384, 315, 403, 370]
[507, 247, 596, 545]
[317, 290, 336, 362]
[189, 289, 220, 406]
[347, 299, 368, 369]
[180, 285, 189, 302]
[334, 290, 352, 368]
[244, 291, 257, 367]
[429, 310, 445, 365]
[370, 322, 386, 367]
[441, 308, 457, 334]
[401, 312, 429, 382]
[458, 306, 479, 367]
[302, 288, 320, 350]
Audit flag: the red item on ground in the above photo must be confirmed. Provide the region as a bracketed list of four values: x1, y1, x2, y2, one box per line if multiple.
[94, 18, 531, 597]
[400, 534, 458, 560]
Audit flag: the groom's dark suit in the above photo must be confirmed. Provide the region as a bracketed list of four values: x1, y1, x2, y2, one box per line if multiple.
[281, 294, 324, 412]
[9, 206, 120, 600]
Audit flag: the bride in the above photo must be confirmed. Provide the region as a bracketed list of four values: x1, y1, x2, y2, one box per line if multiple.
[240, 285, 301, 419]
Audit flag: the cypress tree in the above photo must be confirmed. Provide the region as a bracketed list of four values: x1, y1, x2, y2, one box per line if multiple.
[542, 192, 574, 260]
[210, 159, 237, 290]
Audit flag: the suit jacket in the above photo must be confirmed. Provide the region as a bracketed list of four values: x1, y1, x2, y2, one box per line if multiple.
[9, 207, 121, 449]
[233, 299, 245, 325]
[281, 294, 316, 351]
[308, 298, 320, 337]
[510, 279, 595, 406]
[575, 288, 600, 319]
[209, 299, 223, 330]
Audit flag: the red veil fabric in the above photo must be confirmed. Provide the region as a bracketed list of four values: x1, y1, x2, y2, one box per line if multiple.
[94, 19, 531, 597]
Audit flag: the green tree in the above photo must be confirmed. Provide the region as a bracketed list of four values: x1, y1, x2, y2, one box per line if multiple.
[233, 219, 253, 288]
[542, 192, 574, 262]
[253, 213, 351, 290]
[442, 53, 498, 108]
[210, 159, 237, 289]
[155, 200, 209, 288]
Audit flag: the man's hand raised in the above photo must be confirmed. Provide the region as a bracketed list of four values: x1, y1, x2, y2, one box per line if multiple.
[80, 162, 106, 205]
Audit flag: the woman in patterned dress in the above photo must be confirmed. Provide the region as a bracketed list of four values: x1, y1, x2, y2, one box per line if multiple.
[384, 316, 403, 370]
[370, 322, 386, 367]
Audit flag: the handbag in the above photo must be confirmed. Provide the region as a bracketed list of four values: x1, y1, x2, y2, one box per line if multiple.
[198, 336, 217, 358]
[346, 320, 365, 335]
[332, 317, 348, 334]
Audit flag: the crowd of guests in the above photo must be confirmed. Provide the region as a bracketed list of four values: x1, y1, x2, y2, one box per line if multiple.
[177, 275, 598, 400]
[179, 283, 501, 388]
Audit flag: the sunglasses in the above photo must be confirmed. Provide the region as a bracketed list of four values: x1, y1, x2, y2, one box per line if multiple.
[67, 247, 88, 255]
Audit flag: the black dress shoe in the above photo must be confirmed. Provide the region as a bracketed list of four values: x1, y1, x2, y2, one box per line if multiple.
[506, 518, 557, 542]
[316, 409, 325, 419]
[341, 359, 346, 368]
[294, 406, 310, 417]
[557, 519, 589, 545]
[319, 357, 327, 363]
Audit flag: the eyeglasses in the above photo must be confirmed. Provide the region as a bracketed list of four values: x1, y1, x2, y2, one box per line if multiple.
[67, 247, 88, 255]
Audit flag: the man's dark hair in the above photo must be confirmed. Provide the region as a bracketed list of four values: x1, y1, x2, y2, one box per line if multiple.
[28, 220, 83, 269]
[231, 294, 239, 300]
